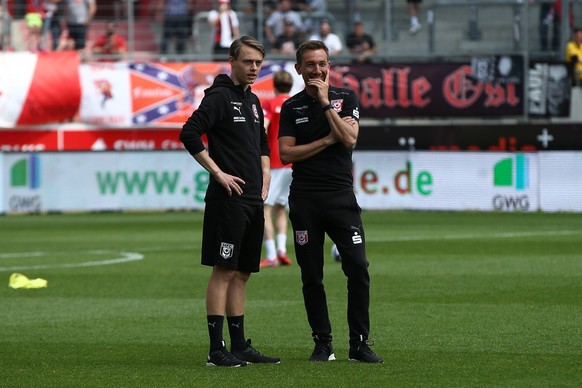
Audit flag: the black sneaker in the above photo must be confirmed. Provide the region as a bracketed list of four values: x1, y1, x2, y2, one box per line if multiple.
[207, 342, 247, 367]
[348, 340, 384, 363]
[309, 341, 336, 362]
[231, 339, 281, 364]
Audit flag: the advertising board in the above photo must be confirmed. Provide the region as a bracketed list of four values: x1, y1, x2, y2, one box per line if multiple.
[353, 152, 539, 211]
[3, 151, 570, 214]
[2, 152, 208, 213]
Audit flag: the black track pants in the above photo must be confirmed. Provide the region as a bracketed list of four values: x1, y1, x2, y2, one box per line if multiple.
[288, 190, 371, 345]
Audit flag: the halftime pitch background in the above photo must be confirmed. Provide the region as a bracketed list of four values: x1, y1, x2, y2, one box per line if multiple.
[1, 151, 581, 214]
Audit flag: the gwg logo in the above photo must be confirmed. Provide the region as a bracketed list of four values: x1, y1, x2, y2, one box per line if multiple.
[493, 194, 530, 211]
[11, 154, 41, 189]
[492, 154, 529, 212]
[9, 155, 42, 212]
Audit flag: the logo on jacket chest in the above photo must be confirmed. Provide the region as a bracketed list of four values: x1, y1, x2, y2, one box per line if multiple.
[293, 104, 309, 125]
[330, 99, 344, 112]
[231, 101, 245, 123]
[230, 102, 260, 123]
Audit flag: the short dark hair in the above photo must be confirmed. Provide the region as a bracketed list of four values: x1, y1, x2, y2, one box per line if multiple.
[273, 70, 293, 93]
[296, 40, 329, 64]
[230, 35, 266, 59]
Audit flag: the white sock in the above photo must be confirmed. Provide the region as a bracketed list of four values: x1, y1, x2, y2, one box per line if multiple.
[265, 239, 277, 261]
[411, 16, 419, 26]
[276, 233, 287, 255]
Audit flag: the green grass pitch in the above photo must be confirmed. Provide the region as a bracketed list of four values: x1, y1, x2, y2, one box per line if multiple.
[1, 211, 581, 387]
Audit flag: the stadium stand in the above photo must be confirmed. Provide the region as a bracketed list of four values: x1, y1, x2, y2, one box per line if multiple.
[2, 0, 582, 60]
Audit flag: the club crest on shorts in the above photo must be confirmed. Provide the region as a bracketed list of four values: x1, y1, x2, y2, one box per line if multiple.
[220, 242, 234, 259]
[295, 230, 308, 246]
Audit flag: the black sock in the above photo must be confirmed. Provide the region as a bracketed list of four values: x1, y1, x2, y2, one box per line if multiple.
[227, 315, 247, 350]
[207, 315, 224, 352]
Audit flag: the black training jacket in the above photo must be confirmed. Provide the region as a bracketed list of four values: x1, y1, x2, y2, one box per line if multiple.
[180, 74, 269, 204]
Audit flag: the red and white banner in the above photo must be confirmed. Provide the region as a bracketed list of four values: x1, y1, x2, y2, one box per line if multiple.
[0, 127, 183, 152]
[0, 53, 301, 127]
[1, 53, 540, 127]
[0, 52, 81, 126]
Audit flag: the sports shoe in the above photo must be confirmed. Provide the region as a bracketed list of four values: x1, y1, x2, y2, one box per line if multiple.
[260, 258, 278, 268]
[207, 342, 247, 367]
[349, 340, 384, 363]
[277, 252, 292, 266]
[231, 339, 281, 364]
[409, 23, 422, 34]
[309, 341, 336, 362]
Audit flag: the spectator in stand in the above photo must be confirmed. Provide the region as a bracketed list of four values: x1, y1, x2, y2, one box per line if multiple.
[271, 18, 304, 55]
[309, 19, 342, 56]
[296, 0, 327, 36]
[208, 0, 240, 59]
[114, 0, 138, 20]
[54, 28, 75, 51]
[537, 0, 560, 52]
[241, 0, 276, 42]
[157, 0, 194, 56]
[265, 0, 304, 48]
[64, 0, 97, 52]
[42, 0, 63, 51]
[565, 28, 582, 86]
[25, 0, 44, 52]
[290, 0, 306, 11]
[533, 0, 574, 53]
[92, 21, 127, 60]
[0, 3, 12, 51]
[407, 0, 422, 34]
[345, 0, 360, 34]
[345, 21, 376, 63]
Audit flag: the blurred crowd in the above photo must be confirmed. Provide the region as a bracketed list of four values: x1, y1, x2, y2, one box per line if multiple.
[0, 0, 378, 61]
[0, 0, 581, 79]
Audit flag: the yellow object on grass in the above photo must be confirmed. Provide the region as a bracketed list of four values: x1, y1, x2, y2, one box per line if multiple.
[9, 273, 48, 289]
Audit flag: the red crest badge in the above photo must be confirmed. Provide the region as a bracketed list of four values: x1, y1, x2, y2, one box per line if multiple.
[330, 99, 343, 112]
[295, 230, 308, 246]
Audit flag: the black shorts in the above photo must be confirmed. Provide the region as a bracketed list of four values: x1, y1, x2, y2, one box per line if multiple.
[201, 199, 264, 273]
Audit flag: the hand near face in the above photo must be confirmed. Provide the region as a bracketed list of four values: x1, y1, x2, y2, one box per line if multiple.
[306, 70, 329, 103]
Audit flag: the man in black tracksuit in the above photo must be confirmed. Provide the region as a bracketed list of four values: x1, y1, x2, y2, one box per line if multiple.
[279, 40, 383, 363]
[180, 36, 280, 367]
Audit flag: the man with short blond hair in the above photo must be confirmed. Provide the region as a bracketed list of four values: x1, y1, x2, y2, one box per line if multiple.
[180, 36, 281, 367]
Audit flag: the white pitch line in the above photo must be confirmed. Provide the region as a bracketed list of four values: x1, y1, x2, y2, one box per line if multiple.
[0, 252, 46, 260]
[0, 251, 144, 272]
[366, 229, 582, 242]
